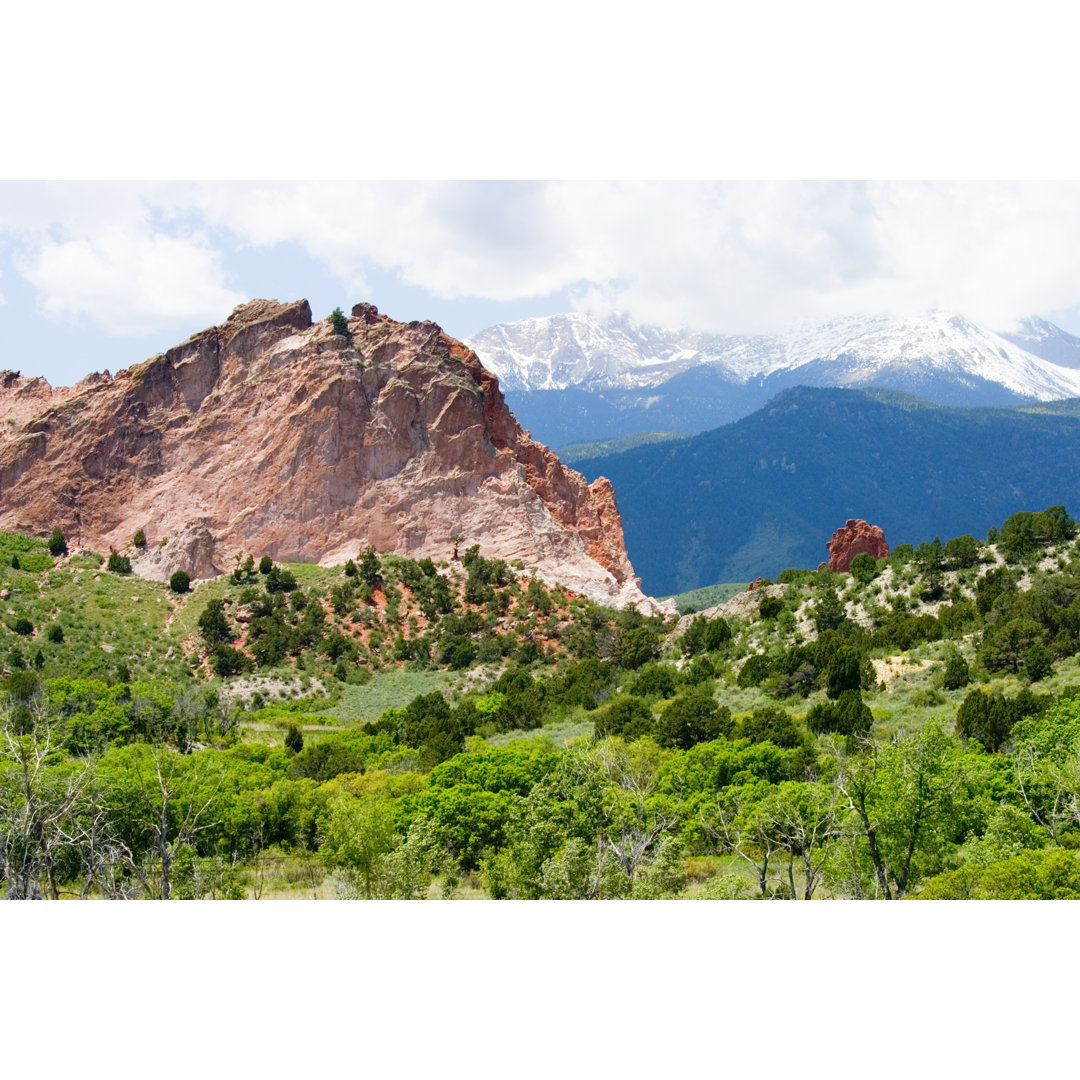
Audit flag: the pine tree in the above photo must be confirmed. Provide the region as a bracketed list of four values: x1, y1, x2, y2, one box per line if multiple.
[330, 307, 350, 337]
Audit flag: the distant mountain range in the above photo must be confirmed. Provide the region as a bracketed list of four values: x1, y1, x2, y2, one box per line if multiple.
[466, 312, 1080, 446]
[569, 387, 1080, 597]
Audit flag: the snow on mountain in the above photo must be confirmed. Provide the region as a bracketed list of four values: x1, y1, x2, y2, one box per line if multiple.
[464, 313, 718, 391]
[466, 311, 1080, 403]
[997, 316, 1080, 370]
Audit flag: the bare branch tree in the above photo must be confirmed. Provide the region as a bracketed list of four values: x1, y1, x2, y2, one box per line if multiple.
[0, 701, 96, 899]
[117, 745, 224, 899]
[701, 789, 785, 899]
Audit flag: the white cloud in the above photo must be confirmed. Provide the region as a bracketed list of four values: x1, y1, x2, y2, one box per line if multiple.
[16, 225, 244, 336]
[179, 181, 1080, 334]
[7, 182, 1080, 337]
[1, 184, 244, 336]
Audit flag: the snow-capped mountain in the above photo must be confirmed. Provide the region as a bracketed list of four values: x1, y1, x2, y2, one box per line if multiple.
[464, 313, 716, 391]
[470, 313, 1080, 406]
[466, 311, 1080, 402]
[465, 310, 1080, 449]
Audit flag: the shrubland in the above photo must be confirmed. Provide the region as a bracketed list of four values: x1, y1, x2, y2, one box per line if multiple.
[5, 505, 1080, 899]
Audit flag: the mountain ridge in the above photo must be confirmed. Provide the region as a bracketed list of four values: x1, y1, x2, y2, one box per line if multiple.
[467, 310, 1080, 446]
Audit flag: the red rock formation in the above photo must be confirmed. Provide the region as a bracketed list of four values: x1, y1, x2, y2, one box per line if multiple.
[826, 518, 889, 572]
[0, 299, 671, 614]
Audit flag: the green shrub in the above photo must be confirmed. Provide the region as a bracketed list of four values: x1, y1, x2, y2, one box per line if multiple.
[682, 615, 731, 656]
[169, 570, 191, 594]
[824, 645, 863, 699]
[45, 624, 64, 644]
[758, 596, 784, 620]
[620, 626, 661, 670]
[849, 552, 879, 583]
[739, 706, 801, 748]
[594, 696, 655, 740]
[106, 552, 132, 574]
[777, 569, 815, 585]
[359, 546, 381, 588]
[629, 662, 678, 699]
[955, 688, 1014, 752]
[918, 849, 1080, 900]
[48, 527, 67, 557]
[943, 534, 981, 569]
[198, 599, 232, 646]
[807, 689, 872, 737]
[259, 556, 273, 574]
[941, 648, 969, 690]
[133, 528, 147, 549]
[265, 566, 297, 593]
[329, 307, 350, 337]
[737, 653, 772, 688]
[10, 554, 19, 570]
[656, 693, 731, 749]
[18, 553, 54, 573]
[813, 589, 846, 633]
[889, 543, 914, 566]
[1024, 642, 1053, 683]
[12, 617, 33, 636]
[211, 644, 251, 676]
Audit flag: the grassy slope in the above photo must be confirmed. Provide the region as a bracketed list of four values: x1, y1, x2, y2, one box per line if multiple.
[7, 524, 1079, 761]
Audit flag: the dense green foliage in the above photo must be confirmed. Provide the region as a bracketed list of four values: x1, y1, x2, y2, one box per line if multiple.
[7, 506, 1080, 900]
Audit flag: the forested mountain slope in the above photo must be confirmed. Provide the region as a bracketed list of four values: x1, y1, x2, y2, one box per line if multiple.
[572, 387, 1080, 595]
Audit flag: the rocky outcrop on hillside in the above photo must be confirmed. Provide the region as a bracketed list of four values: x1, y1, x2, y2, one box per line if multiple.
[128, 522, 222, 584]
[0, 300, 671, 615]
[672, 582, 789, 635]
[826, 518, 889, 572]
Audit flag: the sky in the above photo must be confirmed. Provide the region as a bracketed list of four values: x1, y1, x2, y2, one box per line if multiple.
[5, 4, 1080, 387]
[6, 180, 1080, 387]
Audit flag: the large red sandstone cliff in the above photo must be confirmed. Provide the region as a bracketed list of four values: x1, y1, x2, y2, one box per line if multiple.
[0, 300, 672, 615]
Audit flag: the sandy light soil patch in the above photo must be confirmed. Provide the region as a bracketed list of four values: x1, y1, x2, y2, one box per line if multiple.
[872, 655, 933, 691]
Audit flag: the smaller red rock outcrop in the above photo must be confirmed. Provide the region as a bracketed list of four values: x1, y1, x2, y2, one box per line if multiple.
[826, 519, 889, 572]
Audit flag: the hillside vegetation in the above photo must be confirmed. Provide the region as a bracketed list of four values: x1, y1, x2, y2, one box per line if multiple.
[556, 431, 684, 463]
[6, 504, 1080, 899]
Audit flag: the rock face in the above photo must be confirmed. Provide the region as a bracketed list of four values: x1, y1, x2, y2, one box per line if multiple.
[826, 518, 889, 572]
[128, 522, 221, 584]
[0, 299, 672, 615]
